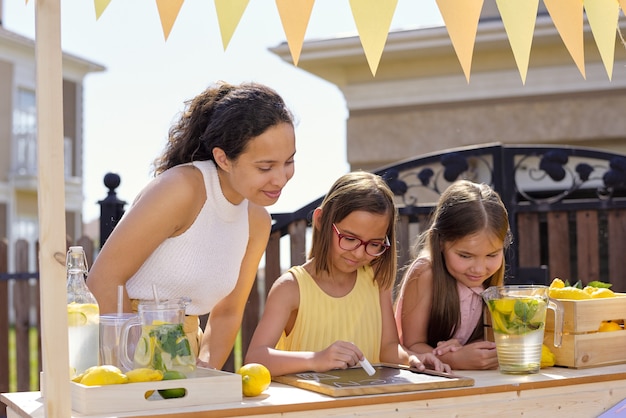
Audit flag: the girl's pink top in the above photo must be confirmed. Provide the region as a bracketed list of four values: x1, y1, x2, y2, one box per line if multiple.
[453, 282, 484, 345]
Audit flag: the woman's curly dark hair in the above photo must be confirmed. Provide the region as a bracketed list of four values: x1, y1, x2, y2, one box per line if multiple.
[153, 81, 294, 175]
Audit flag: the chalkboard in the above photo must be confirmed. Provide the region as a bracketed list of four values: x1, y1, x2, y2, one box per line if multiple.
[273, 363, 474, 397]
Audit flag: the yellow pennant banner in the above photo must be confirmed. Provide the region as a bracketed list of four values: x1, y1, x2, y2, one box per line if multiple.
[584, 0, 620, 81]
[496, 0, 539, 84]
[276, 0, 315, 66]
[215, 0, 249, 51]
[156, 0, 184, 41]
[94, 0, 111, 20]
[349, 0, 398, 76]
[30, 0, 625, 80]
[544, 0, 585, 79]
[436, 0, 483, 83]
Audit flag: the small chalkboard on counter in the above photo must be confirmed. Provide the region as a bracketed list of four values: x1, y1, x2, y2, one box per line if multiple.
[273, 363, 474, 397]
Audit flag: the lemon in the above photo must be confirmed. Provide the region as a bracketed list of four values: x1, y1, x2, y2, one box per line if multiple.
[67, 311, 87, 326]
[493, 299, 516, 315]
[125, 368, 163, 383]
[590, 288, 615, 298]
[540, 344, 556, 368]
[550, 278, 565, 289]
[79, 365, 129, 386]
[598, 321, 622, 332]
[158, 370, 187, 399]
[134, 336, 153, 367]
[237, 363, 271, 397]
[549, 287, 592, 300]
[67, 302, 99, 323]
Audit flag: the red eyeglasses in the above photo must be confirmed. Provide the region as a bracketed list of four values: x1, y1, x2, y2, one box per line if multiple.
[332, 224, 390, 257]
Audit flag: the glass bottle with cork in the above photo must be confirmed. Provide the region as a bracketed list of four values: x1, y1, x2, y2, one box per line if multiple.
[66, 246, 100, 374]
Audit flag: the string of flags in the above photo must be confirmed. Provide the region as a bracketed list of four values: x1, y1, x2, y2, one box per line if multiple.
[26, 0, 626, 83]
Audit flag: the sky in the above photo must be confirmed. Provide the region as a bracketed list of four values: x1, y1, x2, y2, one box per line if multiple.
[3, 0, 443, 222]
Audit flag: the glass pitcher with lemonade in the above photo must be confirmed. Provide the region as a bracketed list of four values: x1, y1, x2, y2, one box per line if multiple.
[118, 298, 196, 374]
[483, 285, 563, 374]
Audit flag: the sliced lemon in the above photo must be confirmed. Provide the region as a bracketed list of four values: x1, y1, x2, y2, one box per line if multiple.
[67, 311, 87, 326]
[134, 336, 152, 367]
[493, 299, 516, 315]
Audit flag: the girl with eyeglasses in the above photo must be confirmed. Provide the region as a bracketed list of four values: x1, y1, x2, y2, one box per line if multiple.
[245, 171, 450, 376]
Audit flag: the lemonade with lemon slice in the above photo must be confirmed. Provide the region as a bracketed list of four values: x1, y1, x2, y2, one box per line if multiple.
[68, 302, 100, 374]
[133, 321, 196, 374]
[66, 246, 100, 375]
[486, 296, 547, 374]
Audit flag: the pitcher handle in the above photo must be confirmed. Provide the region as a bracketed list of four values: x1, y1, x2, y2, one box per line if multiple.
[118, 315, 140, 371]
[548, 297, 564, 347]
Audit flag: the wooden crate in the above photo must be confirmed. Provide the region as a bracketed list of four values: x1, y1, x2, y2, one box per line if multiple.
[71, 367, 241, 414]
[543, 294, 626, 368]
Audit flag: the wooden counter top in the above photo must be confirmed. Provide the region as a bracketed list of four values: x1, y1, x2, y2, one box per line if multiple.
[3, 364, 626, 418]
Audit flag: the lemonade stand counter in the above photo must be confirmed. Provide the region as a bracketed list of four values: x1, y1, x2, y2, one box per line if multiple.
[3, 363, 626, 417]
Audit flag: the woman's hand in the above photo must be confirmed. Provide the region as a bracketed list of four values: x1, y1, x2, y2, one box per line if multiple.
[409, 353, 452, 374]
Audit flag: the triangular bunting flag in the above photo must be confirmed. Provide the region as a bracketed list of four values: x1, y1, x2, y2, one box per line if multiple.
[436, 0, 484, 83]
[349, 0, 398, 76]
[215, 0, 249, 51]
[496, 0, 539, 84]
[94, 0, 112, 20]
[156, 0, 184, 41]
[544, 0, 585, 79]
[276, 0, 315, 66]
[584, 0, 620, 80]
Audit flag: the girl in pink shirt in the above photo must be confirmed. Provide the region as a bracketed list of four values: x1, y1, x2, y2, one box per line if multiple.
[394, 180, 512, 370]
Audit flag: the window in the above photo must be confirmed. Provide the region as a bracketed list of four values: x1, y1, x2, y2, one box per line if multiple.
[13, 88, 37, 175]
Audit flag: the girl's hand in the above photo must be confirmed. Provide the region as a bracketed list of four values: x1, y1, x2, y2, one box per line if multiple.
[433, 339, 462, 356]
[409, 353, 452, 374]
[438, 340, 498, 370]
[313, 341, 363, 372]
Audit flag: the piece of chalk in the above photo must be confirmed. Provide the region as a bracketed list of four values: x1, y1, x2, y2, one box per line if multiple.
[360, 357, 375, 376]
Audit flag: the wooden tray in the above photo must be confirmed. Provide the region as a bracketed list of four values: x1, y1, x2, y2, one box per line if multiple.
[273, 363, 474, 397]
[71, 367, 241, 414]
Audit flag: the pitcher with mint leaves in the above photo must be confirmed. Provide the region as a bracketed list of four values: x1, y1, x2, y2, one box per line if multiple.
[483, 285, 563, 374]
[118, 298, 196, 375]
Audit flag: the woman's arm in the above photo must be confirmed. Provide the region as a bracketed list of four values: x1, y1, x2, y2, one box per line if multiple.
[87, 166, 203, 313]
[198, 203, 271, 370]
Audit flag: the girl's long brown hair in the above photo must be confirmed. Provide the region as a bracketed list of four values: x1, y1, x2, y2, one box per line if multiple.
[309, 171, 398, 290]
[402, 180, 512, 345]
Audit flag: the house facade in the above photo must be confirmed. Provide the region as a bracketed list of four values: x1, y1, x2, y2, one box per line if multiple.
[270, 1, 626, 172]
[0, 25, 104, 270]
